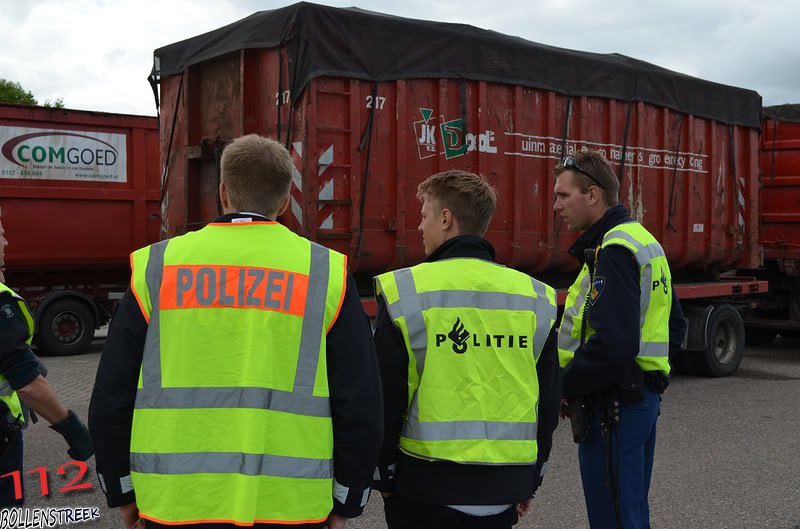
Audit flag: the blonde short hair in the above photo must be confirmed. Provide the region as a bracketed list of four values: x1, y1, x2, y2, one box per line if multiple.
[220, 135, 294, 217]
[417, 170, 497, 236]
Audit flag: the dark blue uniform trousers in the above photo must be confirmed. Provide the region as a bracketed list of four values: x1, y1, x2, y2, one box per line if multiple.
[578, 387, 660, 529]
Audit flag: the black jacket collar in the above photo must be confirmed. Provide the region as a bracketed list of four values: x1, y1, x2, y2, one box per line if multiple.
[568, 204, 633, 264]
[426, 235, 496, 263]
[212, 212, 272, 223]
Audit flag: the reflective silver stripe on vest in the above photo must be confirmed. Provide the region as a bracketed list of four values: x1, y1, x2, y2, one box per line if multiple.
[603, 228, 668, 354]
[134, 240, 332, 418]
[557, 269, 590, 353]
[531, 278, 557, 361]
[131, 452, 332, 479]
[140, 240, 169, 390]
[294, 242, 330, 392]
[0, 381, 12, 397]
[392, 269, 427, 379]
[384, 265, 553, 447]
[391, 289, 538, 313]
[134, 386, 330, 417]
[403, 419, 536, 441]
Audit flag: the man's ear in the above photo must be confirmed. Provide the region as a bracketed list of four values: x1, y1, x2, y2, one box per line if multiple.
[219, 181, 230, 210]
[587, 186, 601, 206]
[441, 208, 453, 230]
[275, 194, 291, 217]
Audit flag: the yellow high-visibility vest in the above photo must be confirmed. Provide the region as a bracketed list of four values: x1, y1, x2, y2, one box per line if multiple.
[558, 221, 672, 374]
[375, 258, 557, 465]
[0, 283, 30, 424]
[129, 221, 347, 525]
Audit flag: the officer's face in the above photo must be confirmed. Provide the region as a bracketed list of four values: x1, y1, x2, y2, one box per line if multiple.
[0, 217, 6, 282]
[418, 196, 446, 256]
[553, 171, 593, 232]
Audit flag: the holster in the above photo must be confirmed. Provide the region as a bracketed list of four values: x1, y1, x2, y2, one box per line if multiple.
[569, 398, 590, 444]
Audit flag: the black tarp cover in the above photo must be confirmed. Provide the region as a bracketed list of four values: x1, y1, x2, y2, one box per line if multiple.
[763, 104, 800, 124]
[154, 2, 762, 129]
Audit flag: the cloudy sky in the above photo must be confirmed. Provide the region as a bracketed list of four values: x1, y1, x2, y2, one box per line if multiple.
[1, 0, 797, 116]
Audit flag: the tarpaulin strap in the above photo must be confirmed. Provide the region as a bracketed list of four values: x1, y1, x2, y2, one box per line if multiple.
[770, 118, 777, 180]
[284, 40, 302, 149]
[666, 114, 683, 232]
[729, 125, 737, 188]
[460, 78, 468, 138]
[618, 101, 633, 187]
[560, 97, 572, 157]
[159, 72, 184, 219]
[277, 51, 284, 142]
[356, 82, 378, 256]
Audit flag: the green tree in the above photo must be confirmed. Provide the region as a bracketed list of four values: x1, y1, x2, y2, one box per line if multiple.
[0, 79, 36, 105]
[0, 79, 64, 108]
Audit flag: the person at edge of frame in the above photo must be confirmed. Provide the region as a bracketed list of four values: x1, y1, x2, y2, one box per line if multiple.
[553, 150, 687, 529]
[0, 206, 94, 507]
[372, 169, 561, 529]
[88, 135, 382, 529]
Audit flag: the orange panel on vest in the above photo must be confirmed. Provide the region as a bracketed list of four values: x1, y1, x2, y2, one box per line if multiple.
[159, 265, 309, 316]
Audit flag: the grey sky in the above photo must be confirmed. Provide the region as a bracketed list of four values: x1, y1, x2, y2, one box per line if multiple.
[1, 0, 797, 116]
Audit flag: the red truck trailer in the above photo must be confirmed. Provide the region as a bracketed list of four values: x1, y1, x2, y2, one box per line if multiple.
[152, 3, 779, 376]
[0, 104, 160, 355]
[741, 105, 800, 344]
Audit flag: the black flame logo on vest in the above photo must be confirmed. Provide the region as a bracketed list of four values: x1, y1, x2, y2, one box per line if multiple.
[447, 317, 470, 354]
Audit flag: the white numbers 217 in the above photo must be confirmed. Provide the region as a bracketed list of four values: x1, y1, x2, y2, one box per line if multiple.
[365, 95, 386, 109]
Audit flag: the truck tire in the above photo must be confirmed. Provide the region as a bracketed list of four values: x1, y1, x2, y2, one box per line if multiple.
[35, 298, 96, 356]
[745, 327, 778, 346]
[690, 304, 744, 377]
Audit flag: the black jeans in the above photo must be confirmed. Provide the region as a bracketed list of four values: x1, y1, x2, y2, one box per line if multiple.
[384, 494, 519, 529]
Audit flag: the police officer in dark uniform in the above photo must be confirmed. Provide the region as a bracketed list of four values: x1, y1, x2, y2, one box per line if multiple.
[0, 208, 94, 507]
[553, 152, 686, 529]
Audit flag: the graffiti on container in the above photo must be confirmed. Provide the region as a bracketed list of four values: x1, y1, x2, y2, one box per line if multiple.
[505, 132, 708, 174]
[414, 108, 497, 160]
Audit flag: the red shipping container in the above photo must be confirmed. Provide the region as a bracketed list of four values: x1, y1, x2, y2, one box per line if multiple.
[760, 105, 800, 267]
[153, 3, 762, 287]
[0, 103, 160, 354]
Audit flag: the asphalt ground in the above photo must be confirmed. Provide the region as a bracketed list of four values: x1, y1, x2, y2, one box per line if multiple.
[15, 334, 800, 529]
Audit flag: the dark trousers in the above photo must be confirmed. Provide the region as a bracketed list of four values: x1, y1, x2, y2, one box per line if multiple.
[0, 427, 24, 508]
[384, 495, 519, 529]
[578, 387, 660, 529]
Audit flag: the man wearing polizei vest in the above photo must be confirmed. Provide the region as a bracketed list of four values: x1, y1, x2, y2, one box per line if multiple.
[372, 170, 561, 529]
[89, 135, 382, 529]
[553, 151, 686, 529]
[0, 208, 94, 507]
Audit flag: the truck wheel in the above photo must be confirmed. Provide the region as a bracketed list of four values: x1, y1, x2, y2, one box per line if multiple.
[35, 298, 96, 356]
[691, 304, 744, 377]
[745, 327, 778, 346]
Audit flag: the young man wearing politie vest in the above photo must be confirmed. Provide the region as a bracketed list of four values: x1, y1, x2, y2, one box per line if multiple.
[553, 150, 686, 529]
[0, 208, 94, 507]
[372, 170, 561, 529]
[89, 135, 382, 529]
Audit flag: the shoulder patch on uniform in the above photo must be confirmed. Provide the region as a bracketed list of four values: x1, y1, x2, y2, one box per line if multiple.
[590, 276, 605, 305]
[1, 304, 15, 319]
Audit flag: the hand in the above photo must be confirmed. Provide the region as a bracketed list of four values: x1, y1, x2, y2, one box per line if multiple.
[119, 502, 142, 529]
[324, 513, 346, 529]
[560, 398, 572, 419]
[49, 410, 94, 460]
[516, 499, 532, 517]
